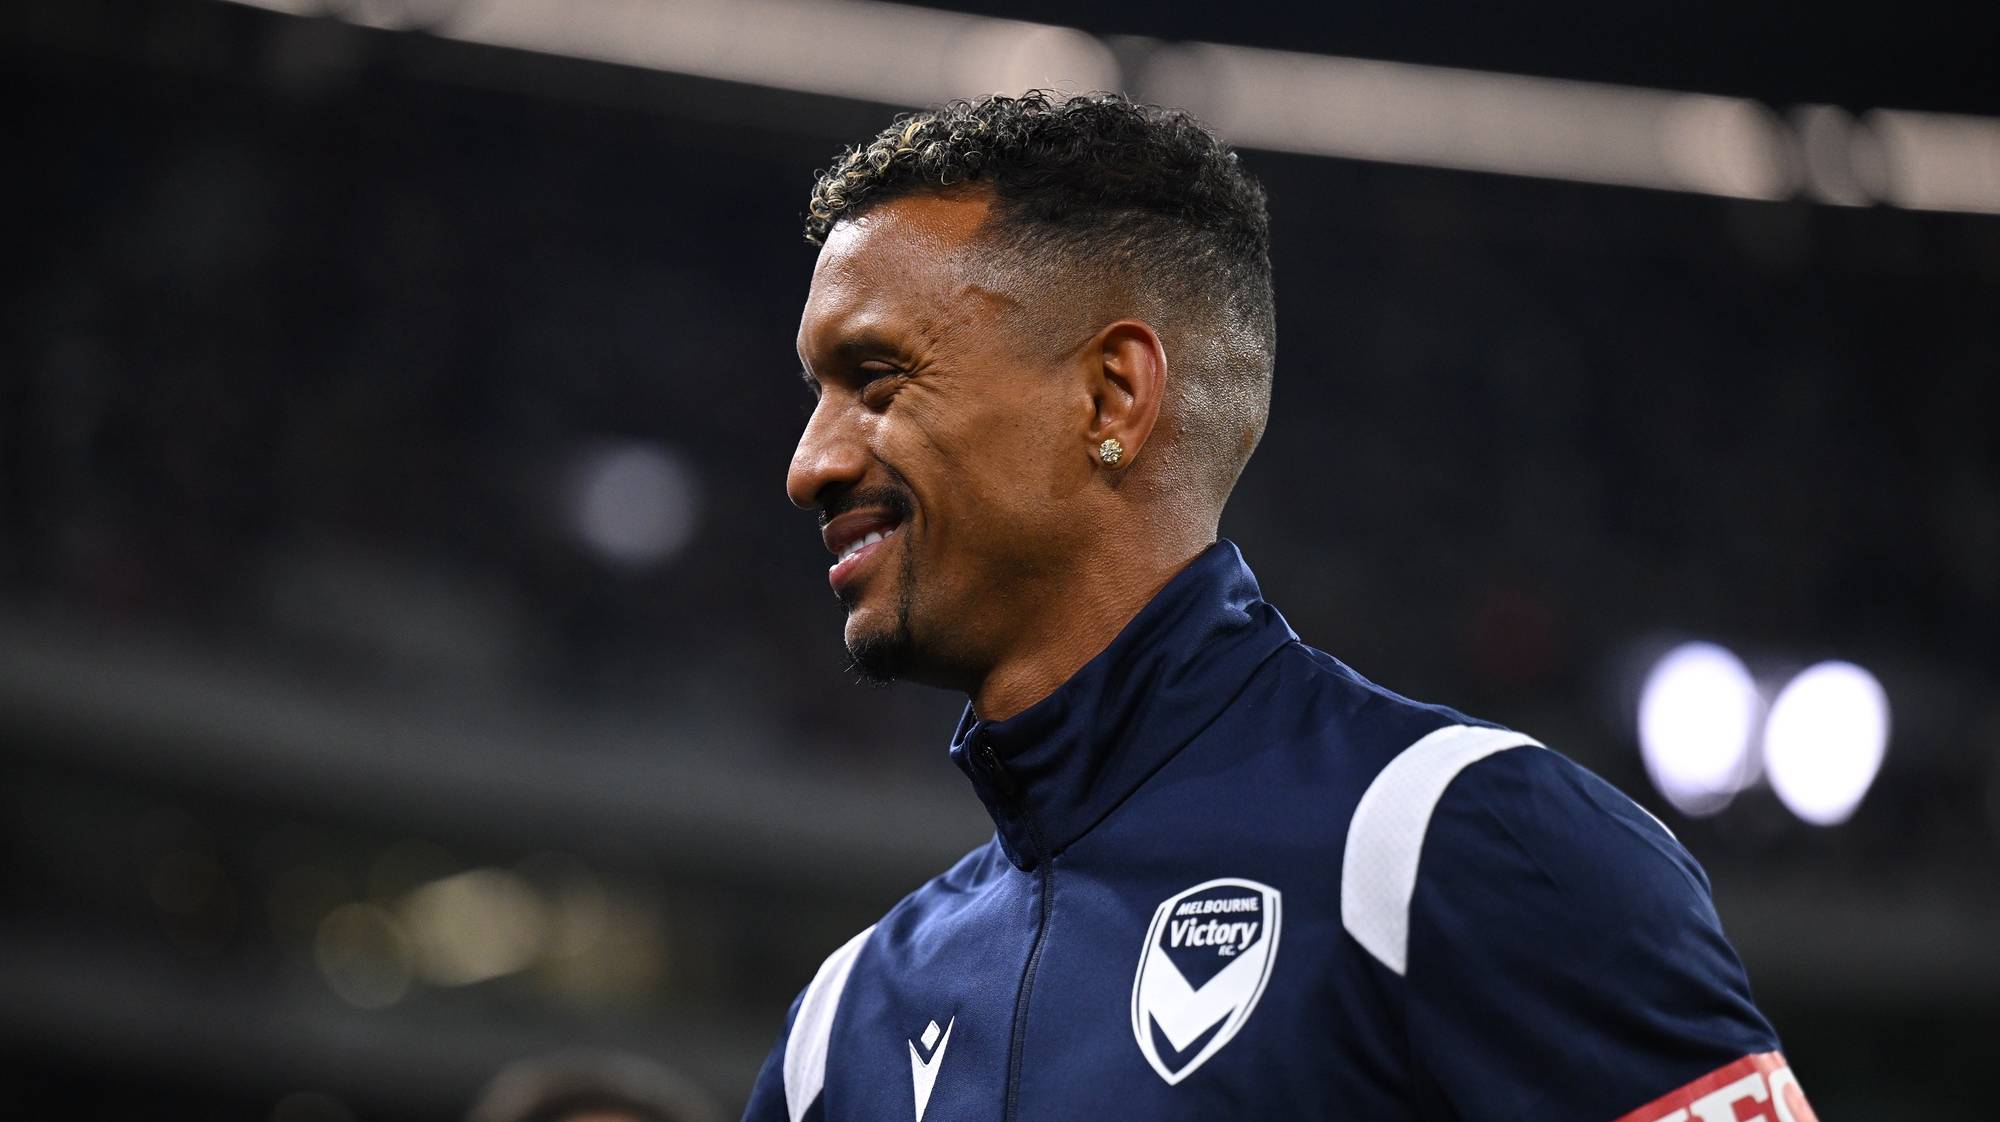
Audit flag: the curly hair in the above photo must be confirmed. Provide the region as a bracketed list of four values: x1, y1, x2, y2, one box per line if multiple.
[804, 91, 1277, 503]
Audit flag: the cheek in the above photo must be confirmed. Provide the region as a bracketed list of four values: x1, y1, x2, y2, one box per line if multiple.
[939, 406, 1076, 540]
[884, 378, 1078, 545]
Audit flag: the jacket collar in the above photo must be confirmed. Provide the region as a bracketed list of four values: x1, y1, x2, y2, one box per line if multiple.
[947, 540, 1297, 871]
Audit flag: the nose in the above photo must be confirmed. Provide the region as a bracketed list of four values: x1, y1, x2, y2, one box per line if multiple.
[786, 394, 868, 510]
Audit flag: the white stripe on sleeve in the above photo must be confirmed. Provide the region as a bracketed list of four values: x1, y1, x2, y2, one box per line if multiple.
[783, 924, 876, 1122]
[1340, 724, 1542, 976]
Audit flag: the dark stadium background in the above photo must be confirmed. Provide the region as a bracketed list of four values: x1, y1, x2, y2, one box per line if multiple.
[4, 1, 1998, 1118]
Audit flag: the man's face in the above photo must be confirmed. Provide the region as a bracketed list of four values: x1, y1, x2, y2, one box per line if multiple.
[789, 192, 1090, 687]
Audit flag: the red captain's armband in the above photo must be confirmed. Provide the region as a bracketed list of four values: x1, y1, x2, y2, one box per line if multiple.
[1611, 1052, 1818, 1122]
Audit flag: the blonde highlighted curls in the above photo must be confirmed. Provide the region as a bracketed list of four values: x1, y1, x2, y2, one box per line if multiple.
[799, 89, 1273, 365]
[805, 93, 1074, 245]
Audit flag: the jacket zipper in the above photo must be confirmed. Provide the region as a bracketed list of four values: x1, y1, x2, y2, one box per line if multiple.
[977, 740, 1052, 1122]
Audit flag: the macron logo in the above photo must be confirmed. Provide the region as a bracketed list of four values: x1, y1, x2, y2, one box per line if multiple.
[907, 1016, 954, 1122]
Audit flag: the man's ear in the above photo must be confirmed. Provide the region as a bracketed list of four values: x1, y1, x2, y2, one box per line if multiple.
[1084, 319, 1167, 471]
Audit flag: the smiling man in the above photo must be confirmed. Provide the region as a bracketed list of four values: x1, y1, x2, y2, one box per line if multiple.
[743, 93, 1814, 1122]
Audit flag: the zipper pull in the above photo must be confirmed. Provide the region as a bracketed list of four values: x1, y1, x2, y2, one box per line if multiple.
[974, 738, 1021, 800]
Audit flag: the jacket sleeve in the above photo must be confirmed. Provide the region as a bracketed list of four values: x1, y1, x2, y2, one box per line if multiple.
[1399, 746, 1817, 1122]
[740, 923, 876, 1122]
[740, 989, 810, 1122]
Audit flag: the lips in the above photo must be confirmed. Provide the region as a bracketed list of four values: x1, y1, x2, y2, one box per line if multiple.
[821, 508, 902, 560]
[821, 508, 904, 590]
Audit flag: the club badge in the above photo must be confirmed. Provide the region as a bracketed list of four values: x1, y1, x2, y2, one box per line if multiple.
[1129, 877, 1282, 1085]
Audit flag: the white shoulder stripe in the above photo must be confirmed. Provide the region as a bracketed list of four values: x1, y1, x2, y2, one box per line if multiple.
[1341, 724, 1542, 976]
[783, 924, 875, 1122]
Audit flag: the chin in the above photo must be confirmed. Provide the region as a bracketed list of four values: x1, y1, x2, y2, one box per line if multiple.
[837, 534, 933, 686]
[844, 619, 911, 686]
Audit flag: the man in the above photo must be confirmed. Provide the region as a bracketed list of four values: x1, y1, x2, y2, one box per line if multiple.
[743, 92, 1814, 1122]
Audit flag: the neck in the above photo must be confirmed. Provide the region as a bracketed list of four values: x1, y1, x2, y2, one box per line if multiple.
[968, 538, 1211, 721]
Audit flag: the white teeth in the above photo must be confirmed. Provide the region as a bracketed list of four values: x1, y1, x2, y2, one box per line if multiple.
[833, 527, 896, 567]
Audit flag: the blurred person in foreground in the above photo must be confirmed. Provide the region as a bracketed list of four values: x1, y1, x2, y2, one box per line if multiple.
[744, 92, 1817, 1122]
[470, 1051, 718, 1122]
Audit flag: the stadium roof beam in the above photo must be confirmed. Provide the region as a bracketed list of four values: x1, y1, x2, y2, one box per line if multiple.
[221, 0, 2000, 214]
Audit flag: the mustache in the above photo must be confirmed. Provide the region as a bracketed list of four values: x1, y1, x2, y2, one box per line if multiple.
[815, 481, 915, 529]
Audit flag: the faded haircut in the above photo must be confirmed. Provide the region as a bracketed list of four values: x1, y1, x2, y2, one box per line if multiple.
[803, 91, 1276, 505]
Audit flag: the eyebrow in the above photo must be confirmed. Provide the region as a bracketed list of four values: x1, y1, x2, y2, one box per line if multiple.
[827, 333, 902, 363]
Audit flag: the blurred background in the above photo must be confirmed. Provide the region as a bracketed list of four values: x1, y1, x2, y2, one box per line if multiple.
[4, 0, 1998, 1118]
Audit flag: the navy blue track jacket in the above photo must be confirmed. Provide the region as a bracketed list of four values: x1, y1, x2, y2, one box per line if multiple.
[743, 542, 1812, 1122]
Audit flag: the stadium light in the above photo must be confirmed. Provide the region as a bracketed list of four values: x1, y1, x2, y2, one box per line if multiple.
[1762, 661, 1891, 826]
[1636, 641, 1762, 816]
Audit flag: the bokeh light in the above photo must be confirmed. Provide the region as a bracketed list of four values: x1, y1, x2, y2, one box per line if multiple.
[1763, 661, 1891, 826]
[570, 443, 700, 568]
[314, 903, 415, 1009]
[399, 868, 547, 986]
[1637, 641, 1763, 815]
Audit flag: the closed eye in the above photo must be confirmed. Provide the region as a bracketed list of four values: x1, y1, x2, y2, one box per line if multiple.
[858, 364, 904, 409]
